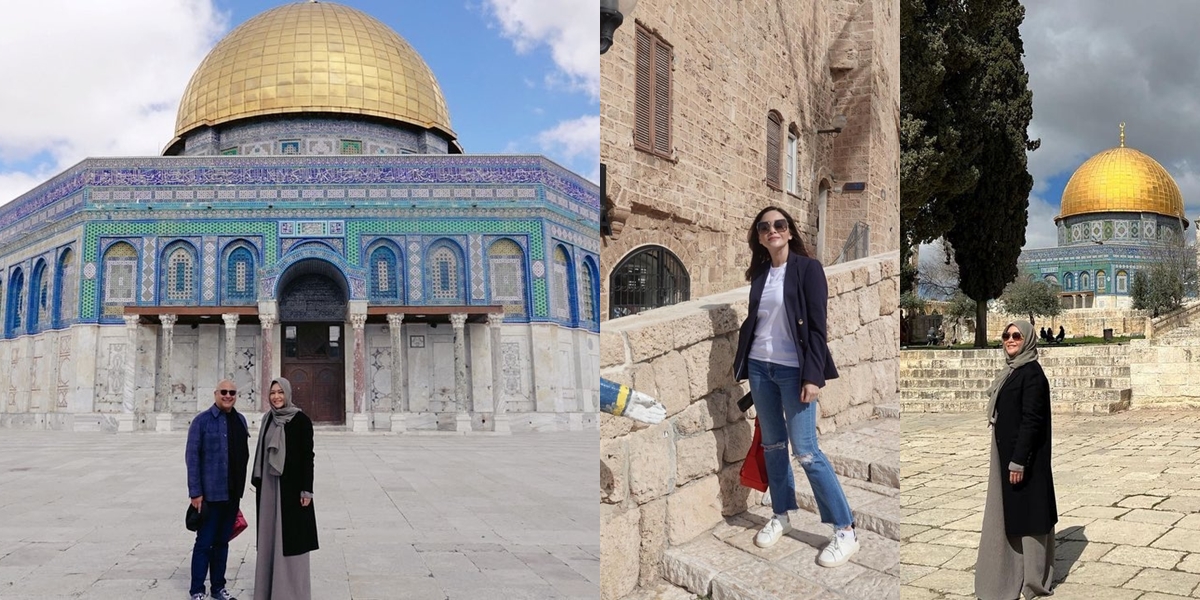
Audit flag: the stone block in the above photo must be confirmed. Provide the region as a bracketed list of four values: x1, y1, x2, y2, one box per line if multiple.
[638, 498, 668, 588]
[648, 351, 692, 418]
[717, 462, 754, 516]
[600, 504, 641, 600]
[667, 475, 723, 545]
[672, 397, 716, 436]
[662, 536, 753, 596]
[828, 292, 861, 340]
[600, 331, 627, 369]
[629, 420, 675, 503]
[675, 429, 720, 486]
[673, 311, 717, 350]
[722, 418, 753, 464]
[859, 283, 882, 326]
[726, 382, 751, 424]
[626, 319, 677, 363]
[601, 435, 628, 504]
[600, 412, 634, 440]
[682, 335, 736, 402]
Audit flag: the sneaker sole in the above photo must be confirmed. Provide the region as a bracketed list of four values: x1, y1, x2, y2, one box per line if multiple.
[817, 544, 859, 568]
[754, 525, 792, 548]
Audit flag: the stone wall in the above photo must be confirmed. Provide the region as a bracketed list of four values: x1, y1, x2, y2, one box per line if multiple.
[980, 308, 1148, 341]
[598, 252, 899, 599]
[599, 0, 900, 317]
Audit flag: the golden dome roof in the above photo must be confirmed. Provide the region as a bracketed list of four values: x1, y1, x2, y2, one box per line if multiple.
[174, 1, 454, 140]
[1058, 126, 1184, 222]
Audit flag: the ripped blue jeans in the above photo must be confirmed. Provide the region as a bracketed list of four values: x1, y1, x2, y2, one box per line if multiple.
[748, 358, 854, 528]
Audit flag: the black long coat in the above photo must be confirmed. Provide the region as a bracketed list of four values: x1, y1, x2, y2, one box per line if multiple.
[993, 361, 1058, 536]
[253, 412, 319, 556]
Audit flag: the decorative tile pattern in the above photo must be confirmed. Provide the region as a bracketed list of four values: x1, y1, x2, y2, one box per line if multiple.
[469, 234, 484, 300]
[140, 238, 156, 303]
[408, 241, 422, 302]
[202, 237, 217, 302]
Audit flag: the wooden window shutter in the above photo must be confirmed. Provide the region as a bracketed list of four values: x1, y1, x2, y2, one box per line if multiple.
[634, 27, 653, 151]
[766, 112, 782, 188]
[652, 39, 672, 156]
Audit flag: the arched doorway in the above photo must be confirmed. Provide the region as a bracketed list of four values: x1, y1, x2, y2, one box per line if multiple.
[277, 260, 347, 424]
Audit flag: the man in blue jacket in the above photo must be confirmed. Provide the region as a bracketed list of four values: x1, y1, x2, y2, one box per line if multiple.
[185, 380, 250, 600]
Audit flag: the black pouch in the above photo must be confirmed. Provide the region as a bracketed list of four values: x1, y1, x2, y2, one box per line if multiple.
[737, 391, 753, 412]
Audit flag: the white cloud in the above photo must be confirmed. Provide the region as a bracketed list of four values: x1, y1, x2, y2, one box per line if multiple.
[1022, 193, 1060, 251]
[0, 0, 226, 206]
[537, 115, 599, 183]
[484, 0, 598, 98]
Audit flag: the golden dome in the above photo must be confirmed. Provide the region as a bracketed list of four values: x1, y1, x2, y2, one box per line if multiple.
[1058, 128, 1183, 221]
[174, 1, 454, 140]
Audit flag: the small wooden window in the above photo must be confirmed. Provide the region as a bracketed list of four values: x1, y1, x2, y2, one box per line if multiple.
[634, 24, 673, 159]
[766, 111, 782, 189]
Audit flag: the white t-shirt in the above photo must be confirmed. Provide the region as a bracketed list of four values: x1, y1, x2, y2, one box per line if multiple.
[748, 265, 800, 368]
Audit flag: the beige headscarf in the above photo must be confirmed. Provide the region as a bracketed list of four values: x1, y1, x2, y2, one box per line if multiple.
[253, 377, 301, 481]
[985, 320, 1039, 425]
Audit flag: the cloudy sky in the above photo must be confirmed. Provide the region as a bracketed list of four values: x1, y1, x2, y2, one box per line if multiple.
[0, 0, 598, 207]
[1020, 0, 1200, 249]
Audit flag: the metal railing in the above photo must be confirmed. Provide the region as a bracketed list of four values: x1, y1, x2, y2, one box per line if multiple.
[834, 221, 870, 264]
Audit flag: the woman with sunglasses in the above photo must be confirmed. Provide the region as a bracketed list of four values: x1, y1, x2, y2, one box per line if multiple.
[731, 206, 857, 567]
[975, 321, 1057, 599]
[252, 377, 318, 599]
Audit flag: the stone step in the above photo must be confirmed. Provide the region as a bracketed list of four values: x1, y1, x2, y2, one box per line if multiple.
[820, 416, 899, 490]
[874, 403, 899, 419]
[658, 506, 899, 600]
[900, 391, 1131, 415]
[901, 366, 1131, 379]
[900, 386, 1131, 403]
[900, 376, 1130, 390]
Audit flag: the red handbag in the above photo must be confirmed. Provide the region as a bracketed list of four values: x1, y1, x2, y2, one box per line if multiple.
[739, 418, 769, 492]
[230, 510, 248, 541]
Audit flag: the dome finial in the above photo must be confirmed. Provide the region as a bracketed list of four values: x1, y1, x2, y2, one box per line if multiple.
[1120, 122, 1126, 148]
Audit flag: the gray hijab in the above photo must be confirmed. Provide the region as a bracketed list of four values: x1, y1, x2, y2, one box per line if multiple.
[985, 320, 1039, 425]
[253, 377, 301, 480]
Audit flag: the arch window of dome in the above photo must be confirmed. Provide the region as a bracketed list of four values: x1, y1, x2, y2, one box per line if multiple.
[162, 244, 199, 304]
[7, 269, 24, 337]
[551, 246, 573, 323]
[487, 239, 526, 318]
[54, 248, 76, 327]
[102, 243, 138, 317]
[1116, 270, 1129, 293]
[1096, 270, 1107, 293]
[1080, 271, 1091, 290]
[29, 260, 49, 333]
[580, 258, 597, 324]
[427, 243, 464, 304]
[369, 245, 401, 303]
[225, 246, 256, 304]
[609, 245, 690, 319]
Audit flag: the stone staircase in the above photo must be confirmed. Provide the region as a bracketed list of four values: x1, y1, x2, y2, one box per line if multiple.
[900, 345, 1132, 415]
[627, 407, 899, 600]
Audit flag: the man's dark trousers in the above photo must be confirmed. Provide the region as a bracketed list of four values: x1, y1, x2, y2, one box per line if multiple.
[189, 500, 239, 596]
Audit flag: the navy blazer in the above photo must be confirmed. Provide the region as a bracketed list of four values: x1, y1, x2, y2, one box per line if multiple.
[185, 404, 250, 501]
[733, 252, 839, 387]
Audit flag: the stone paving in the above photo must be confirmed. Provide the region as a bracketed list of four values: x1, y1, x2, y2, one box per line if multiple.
[902, 411, 1200, 600]
[0, 430, 598, 600]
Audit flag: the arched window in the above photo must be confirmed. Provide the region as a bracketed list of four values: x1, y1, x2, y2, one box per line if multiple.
[1117, 270, 1129, 293]
[427, 243, 464, 304]
[102, 242, 138, 317]
[1043, 274, 1059, 287]
[551, 246, 572, 322]
[54, 249, 76, 326]
[488, 239, 526, 318]
[1063, 272, 1074, 291]
[29, 260, 48, 332]
[369, 245, 401, 303]
[1080, 271, 1091, 290]
[1096, 270, 1107, 293]
[7, 269, 24, 336]
[580, 258, 598, 323]
[162, 244, 198, 304]
[610, 245, 690, 319]
[225, 246, 256, 304]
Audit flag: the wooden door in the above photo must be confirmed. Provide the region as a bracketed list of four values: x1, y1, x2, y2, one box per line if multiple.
[281, 323, 344, 424]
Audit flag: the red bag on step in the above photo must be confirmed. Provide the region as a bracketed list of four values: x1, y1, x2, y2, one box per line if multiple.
[739, 418, 769, 492]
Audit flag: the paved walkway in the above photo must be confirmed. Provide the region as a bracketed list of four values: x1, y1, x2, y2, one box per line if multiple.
[0, 430, 598, 599]
[903, 411, 1200, 600]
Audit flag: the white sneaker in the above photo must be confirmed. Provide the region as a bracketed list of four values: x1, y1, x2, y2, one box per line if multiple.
[817, 529, 860, 567]
[761, 487, 773, 506]
[754, 515, 792, 548]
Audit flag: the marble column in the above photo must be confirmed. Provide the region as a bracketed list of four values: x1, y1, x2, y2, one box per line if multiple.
[387, 312, 407, 434]
[488, 312, 509, 433]
[259, 314, 275, 413]
[351, 312, 369, 432]
[450, 313, 471, 432]
[154, 314, 177, 430]
[222, 313, 239, 380]
[120, 314, 139, 432]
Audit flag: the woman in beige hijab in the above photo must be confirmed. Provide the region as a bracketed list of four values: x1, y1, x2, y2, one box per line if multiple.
[252, 377, 318, 599]
[975, 320, 1057, 599]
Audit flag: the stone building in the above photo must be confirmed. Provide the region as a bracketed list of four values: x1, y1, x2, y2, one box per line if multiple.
[1020, 125, 1191, 309]
[600, 0, 900, 319]
[0, 2, 599, 433]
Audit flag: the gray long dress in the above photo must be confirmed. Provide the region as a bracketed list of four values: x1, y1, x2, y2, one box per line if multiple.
[254, 460, 312, 599]
[975, 434, 1055, 599]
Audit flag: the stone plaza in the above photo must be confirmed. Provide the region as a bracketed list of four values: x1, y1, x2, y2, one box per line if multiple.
[0, 430, 598, 599]
[903, 411, 1200, 600]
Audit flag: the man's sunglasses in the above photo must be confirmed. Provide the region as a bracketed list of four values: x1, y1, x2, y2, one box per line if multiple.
[218, 390, 238, 396]
[756, 219, 788, 234]
[1001, 331, 1022, 342]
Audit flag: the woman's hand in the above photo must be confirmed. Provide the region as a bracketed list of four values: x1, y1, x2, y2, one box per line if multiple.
[301, 496, 311, 507]
[1009, 470, 1024, 485]
[800, 382, 820, 403]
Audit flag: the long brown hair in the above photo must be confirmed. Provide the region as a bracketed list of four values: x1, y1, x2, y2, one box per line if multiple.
[744, 206, 809, 281]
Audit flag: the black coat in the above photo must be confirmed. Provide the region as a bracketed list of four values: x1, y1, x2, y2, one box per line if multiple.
[994, 361, 1058, 536]
[253, 411, 319, 556]
[733, 252, 838, 386]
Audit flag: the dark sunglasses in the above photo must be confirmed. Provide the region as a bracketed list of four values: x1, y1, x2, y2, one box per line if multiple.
[1001, 331, 1022, 342]
[218, 389, 238, 396]
[756, 219, 788, 234]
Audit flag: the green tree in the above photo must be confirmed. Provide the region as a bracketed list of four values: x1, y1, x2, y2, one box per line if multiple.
[999, 275, 1062, 325]
[1131, 243, 1198, 317]
[946, 291, 977, 323]
[900, 291, 926, 318]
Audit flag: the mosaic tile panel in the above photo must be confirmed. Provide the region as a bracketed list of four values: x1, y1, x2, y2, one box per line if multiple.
[469, 234, 484, 300]
[140, 237, 157, 303]
[202, 237, 217, 302]
[408, 241, 422, 302]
